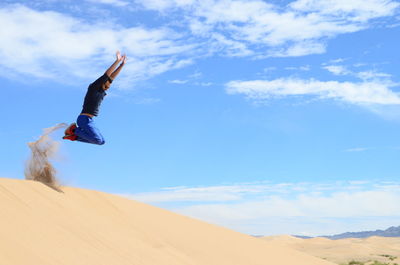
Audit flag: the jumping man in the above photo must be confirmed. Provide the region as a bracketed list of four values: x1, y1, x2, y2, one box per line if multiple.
[63, 51, 127, 145]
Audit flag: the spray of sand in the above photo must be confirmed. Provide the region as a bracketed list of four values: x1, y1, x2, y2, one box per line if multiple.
[25, 123, 68, 191]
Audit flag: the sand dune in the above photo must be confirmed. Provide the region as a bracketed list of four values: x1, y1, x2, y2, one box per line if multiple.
[0, 178, 335, 265]
[263, 235, 400, 264]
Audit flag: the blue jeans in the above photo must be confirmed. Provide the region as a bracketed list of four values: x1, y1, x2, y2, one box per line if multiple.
[75, 115, 105, 145]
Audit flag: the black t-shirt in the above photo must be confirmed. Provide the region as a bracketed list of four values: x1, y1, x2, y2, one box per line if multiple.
[81, 74, 109, 116]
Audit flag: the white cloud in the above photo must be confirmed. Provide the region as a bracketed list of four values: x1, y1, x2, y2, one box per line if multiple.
[129, 188, 239, 202]
[209, 33, 254, 57]
[356, 70, 392, 80]
[354, 62, 368, 67]
[125, 181, 397, 204]
[269, 41, 326, 57]
[345, 147, 369, 152]
[323, 64, 392, 82]
[225, 78, 400, 105]
[134, 0, 196, 11]
[86, 0, 129, 7]
[330, 58, 347, 63]
[189, 71, 202, 79]
[285, 65, 310, 71]
[291, 0, 399, 22]
[263, 67, 277, 72]
[167, 72, 212, 86]
[125, 181, 400, 235]
[127, 184, 272, 202]
[177, 190, 400, 221]
[363, 104, 400, 120]
[188, 1, 358, 57]
[2, 1, 399, 84]
[323, 65, 351, 76]
[0, 5, 194, 85]
[135, 0, 399, 57]
[168, 79, 188, 84]
[194, 82, 213, 86]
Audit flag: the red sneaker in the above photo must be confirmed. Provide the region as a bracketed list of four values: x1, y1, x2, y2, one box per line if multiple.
[62, 135, 77, 141]
[65, 123, 77, 136]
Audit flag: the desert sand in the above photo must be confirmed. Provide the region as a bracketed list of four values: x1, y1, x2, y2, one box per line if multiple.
[0, 178, 335, 265]
[263, 235, 400, 264]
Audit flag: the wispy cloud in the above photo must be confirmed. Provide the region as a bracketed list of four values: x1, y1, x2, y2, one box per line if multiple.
[285, 65, 311, 71]
[86, 0, 129, 7]
[135, 0, 399, 57]
[2, 0, 399, 90]
[225, 78, 400, 105]
[323, 64, 392, 81]
[268, 41, 326, 57]
[356, 70, 392, 80]
[345, 147, 369, 152]
[124, 180, 400, 235]
[323, 65, 351, 76]
[130, 185, 248, 202]
[0, 5, 195, 86]
[168, 79, 189, 84]
[330, 58, 347, 64]
[319, 64, 400, 116]
[126, 181, 400, 203]
[194, 82, 213, 86]
[134, 0, 196, 11]
[1, 1, 399, 84]
[290, 0, 399, 21]
[178, 189, 400, 219]
[189, 71, 203, 79]
[167, 72, 212, 86]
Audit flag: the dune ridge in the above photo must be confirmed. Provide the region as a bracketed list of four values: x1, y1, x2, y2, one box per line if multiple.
[0, 178, 336, 265]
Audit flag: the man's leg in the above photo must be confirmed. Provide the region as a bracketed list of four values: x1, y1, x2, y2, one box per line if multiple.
[74, 115, 105, 145]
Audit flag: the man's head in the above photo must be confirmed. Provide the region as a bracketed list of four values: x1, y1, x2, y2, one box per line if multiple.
[102, 76, 113, 91]
[102, 80, 111, 91]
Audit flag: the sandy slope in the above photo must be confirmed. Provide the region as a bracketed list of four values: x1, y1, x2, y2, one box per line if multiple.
[263, 235, 400, 264]
[0, 178, 335, 265]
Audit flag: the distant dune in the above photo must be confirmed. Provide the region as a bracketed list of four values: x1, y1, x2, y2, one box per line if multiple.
[0, 178, 335, 265]
[262, 235, 400, 264]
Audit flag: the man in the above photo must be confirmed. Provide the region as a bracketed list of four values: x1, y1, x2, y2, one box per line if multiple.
[63, 51, 127, 145]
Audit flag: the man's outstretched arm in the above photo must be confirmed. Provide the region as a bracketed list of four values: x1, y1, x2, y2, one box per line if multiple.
[109, 54, 126, 80]
[105, 51, 125, 78]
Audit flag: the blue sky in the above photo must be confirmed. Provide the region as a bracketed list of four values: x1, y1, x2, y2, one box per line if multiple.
[1, 0, 400, 236]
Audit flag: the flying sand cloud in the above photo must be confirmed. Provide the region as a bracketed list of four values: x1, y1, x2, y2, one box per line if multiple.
[25, 123, 67, 191]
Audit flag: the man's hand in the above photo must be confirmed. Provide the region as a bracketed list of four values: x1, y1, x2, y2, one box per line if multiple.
[116, 51, 123, 62]
[121, 54, 127, 65]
